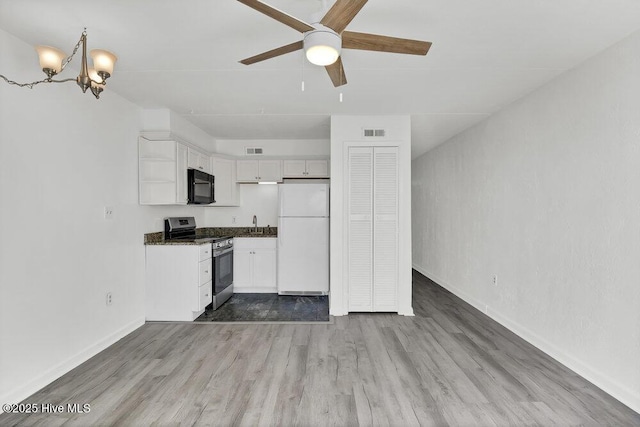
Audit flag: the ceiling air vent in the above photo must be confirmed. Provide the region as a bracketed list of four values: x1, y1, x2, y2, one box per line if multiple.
[245, 147, 264, 155]
[363, 129, 386, 137]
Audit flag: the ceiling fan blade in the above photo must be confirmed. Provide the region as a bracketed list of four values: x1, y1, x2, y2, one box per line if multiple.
[325, 57, 347, 87]
[240, 41, 303, 65]
[237, 0, 315, 33]
[320, 0, 368, 33]
[342, 31, 432, 55]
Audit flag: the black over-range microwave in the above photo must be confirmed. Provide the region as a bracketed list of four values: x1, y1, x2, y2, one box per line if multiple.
[188, 169, 215, 204]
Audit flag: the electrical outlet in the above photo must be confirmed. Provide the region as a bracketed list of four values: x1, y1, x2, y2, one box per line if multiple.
[104, 206, 114, 220]
[492, 275, 498, 286]
[232, 216, 237, 224]
[106, 292, 113, 306]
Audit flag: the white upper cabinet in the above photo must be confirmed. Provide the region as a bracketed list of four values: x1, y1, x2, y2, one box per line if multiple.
[258, 160, 283, 181]
[176, 143, 189, 205]
[306, 160, 329, 177]
[236, 160, 259, 182]
[283, 160, 306, 177]
[283, 159, 329, 178]
[211, 155, 239, 206]
[236, 160, 283, 182]
[139, 138, 188, 205]
[188, 148, 211, 174]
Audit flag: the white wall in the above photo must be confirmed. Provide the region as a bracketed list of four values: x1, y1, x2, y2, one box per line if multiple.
[216, 139, 329, 158]
[330, 116, 413, 316]
[0, 28, 206, 406]
[205, 184, 279, 227]
[412, 30, 640, 413]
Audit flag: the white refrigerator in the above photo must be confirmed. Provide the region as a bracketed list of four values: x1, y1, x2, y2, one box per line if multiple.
[277, 183, 329, 295]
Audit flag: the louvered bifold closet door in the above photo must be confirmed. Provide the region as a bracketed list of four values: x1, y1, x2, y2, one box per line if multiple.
[348, 147, 374, 311]
[373, 147, 399, 311]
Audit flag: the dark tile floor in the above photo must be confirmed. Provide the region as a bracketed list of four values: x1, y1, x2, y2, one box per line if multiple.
[195, 293, 330, 322]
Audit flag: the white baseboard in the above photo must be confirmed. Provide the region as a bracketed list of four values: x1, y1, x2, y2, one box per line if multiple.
[413, 264, 489, 315]
[412, 265, 640, 415]
[485, 308, 640, 414]
[0, 317, 145, 412]
[398, 307, 415, 316]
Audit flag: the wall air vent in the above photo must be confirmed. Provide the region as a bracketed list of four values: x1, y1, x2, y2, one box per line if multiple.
[245, 147, 264, 155]
[363, 129, 386, 137]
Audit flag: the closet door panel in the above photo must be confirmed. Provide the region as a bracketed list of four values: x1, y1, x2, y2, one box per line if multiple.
[348, 220, 373, 310]
[348, 147, 373, 311]
[373, 147, 399, 311]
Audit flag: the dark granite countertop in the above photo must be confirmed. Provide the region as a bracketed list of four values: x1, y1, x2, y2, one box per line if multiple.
[145, 227, 277, 245]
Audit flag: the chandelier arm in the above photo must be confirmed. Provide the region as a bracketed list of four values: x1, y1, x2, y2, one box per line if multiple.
[0, 74, 81, 89]
[0, 74, 53, 89]
[49, 78, 78, 84]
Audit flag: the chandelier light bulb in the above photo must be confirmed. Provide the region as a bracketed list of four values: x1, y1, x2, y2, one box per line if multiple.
[35, 45, 67, 77]
[90, 49, 118, 79]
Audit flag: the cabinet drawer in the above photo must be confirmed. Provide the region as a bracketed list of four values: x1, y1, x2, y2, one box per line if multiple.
[199, 259, 212, 285]
[198, 281, 212, 311]
[199, 244, 212, 261]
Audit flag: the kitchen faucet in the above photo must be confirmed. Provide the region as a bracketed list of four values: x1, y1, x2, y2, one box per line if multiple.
[252, 215, 257, 232]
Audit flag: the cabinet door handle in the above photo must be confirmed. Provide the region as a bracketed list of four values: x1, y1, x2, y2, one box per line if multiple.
[205, 270, 209, 273]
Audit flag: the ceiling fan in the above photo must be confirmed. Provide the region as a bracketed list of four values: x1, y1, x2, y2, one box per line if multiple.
[237, 0, 432, 87]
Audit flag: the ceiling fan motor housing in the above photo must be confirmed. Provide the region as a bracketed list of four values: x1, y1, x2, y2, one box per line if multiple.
[303, 25, 342, 66]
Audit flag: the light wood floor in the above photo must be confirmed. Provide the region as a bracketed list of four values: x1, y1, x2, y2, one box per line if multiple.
[2, 271, 639, 426]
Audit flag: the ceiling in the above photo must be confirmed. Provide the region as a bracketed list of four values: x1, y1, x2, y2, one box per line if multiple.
[2, 0, 640, 158]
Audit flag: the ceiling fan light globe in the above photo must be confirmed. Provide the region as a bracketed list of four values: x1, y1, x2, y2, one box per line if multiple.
[304, 29, 341, 66]
[306, 45, 339, 66]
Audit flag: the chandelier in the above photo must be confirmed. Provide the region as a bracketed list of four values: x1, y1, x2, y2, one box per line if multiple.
[0, 29, 117, 99]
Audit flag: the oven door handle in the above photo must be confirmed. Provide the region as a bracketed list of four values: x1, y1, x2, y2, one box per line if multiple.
[213, 246, 233, 257]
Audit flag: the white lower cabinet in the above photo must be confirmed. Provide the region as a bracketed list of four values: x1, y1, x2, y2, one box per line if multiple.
[145, 243, 212, 321]
[233, 238, 277, 292]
